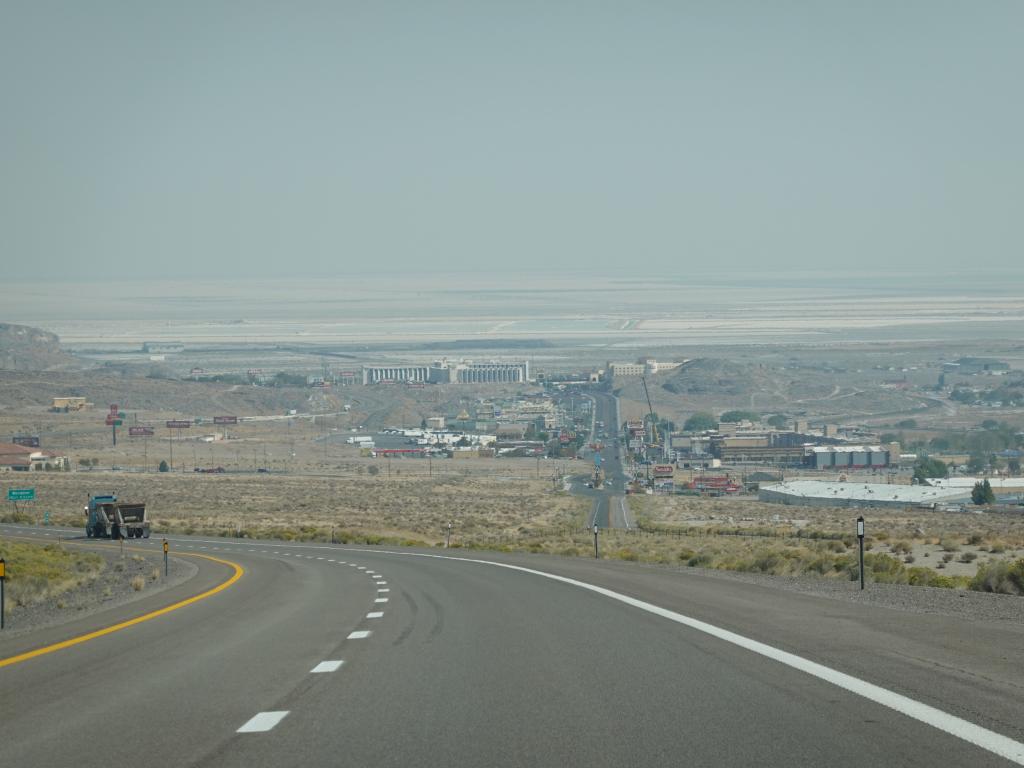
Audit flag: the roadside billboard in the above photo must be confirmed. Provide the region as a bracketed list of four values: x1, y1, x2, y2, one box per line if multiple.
[166, 420, 191, 429]
[129, 426, 154, 437]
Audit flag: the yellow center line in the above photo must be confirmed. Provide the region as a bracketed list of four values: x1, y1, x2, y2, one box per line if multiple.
[0, 538, 244, 669]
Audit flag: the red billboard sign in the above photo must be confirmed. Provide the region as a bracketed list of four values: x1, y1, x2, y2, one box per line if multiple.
[213, 416, 238, 425]
[129, 426, 154, 437]
[166, 420, 191, 429]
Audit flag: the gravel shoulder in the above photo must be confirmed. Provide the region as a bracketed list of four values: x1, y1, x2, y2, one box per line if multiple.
[0, 545, 198, 641]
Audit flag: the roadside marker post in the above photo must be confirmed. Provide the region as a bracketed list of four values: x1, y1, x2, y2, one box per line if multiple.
[857, 516, 865, 590]
[163, 539, 169, 577]
[0, 558, 6, 630]
[593, 523, 599, 559]
[445, 522, 452, 549]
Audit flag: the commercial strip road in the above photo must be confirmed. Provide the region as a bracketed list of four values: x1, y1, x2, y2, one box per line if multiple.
[1, 524, 1023, 767]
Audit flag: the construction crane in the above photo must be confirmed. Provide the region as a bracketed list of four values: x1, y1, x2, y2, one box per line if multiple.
[641, 376, 660, 485]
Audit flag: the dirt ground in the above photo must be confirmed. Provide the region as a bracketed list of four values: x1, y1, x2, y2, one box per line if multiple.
[629, 493, 1024, 579]
[0, 470, 589, 549]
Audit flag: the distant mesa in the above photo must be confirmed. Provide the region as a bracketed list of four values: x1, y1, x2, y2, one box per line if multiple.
[0, 322, 81, 371]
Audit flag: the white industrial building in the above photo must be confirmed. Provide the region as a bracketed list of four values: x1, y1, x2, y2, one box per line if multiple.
[362, 360, 529, 385]
[758, 480, 971, 509]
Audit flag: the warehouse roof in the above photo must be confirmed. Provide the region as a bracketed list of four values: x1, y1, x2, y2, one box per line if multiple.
[760, 480, 969, 504]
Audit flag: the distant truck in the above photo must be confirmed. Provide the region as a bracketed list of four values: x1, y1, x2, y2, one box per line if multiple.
[84, 493, 150, 539]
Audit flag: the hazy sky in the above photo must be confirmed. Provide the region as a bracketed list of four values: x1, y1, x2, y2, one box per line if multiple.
[2, 2, 1021, 281]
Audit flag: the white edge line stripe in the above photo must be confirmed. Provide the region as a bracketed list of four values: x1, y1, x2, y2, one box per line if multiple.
[237, 711, 290, 733]
[334, 547, 1024, 765]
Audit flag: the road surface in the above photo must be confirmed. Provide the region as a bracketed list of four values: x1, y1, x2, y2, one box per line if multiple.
[2, 523, 1022, 767]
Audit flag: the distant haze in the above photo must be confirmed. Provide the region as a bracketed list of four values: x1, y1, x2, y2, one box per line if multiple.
[2, 2, 1022, 281]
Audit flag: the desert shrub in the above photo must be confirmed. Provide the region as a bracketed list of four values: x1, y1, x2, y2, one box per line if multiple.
[967, 534, 984, 546]
[959, 551, 978, 563]
[687, 552, 714, 568]
[130, 576, 145, 591]
[940, 538, 961, 552]
[970, 560, 1024, 595]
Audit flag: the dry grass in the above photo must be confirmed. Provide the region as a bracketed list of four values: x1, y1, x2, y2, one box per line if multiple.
[0, 538, 104, 610]
[628, 493, 1024, 584]
[9, 471, 589, 548]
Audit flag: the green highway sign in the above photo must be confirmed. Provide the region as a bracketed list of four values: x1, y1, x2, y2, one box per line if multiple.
[7, 488, 35, 501]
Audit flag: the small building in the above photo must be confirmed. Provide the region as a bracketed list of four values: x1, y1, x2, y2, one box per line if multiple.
[52, 396, 89, 412]
[0, 444, 69, 472]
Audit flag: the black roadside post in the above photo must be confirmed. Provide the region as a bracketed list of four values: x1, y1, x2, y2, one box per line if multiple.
[0, 558, 6, 630]
[163, 539, 169, 578]
[857, 516, 865, 590]
[593, 523, 599, 559]
[445, 521, 452, 548]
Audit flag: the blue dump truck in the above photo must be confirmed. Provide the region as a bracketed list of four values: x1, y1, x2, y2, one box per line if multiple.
[84, 493, 150, 539]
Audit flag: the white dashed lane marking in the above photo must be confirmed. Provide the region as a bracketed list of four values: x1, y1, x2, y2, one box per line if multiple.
[377, 589, 390, 593]
[366, 612, 384, 619]
[376, 582, 387, 586]
[237, 711, 290, 733]
[347, 631, 372, 639]
[374, 598, 388, 603]
[311, 660, 344, 673]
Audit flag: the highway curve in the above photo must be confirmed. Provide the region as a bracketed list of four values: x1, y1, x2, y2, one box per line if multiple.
[2, 524, 1023, 767]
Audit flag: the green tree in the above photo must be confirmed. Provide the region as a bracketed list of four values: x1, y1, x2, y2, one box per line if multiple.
[1008, 459, 1021, 476]
[683, 412, 718, 432]
[766, 414, 788, 429]
[879, 433, 899, 445]
[967, 454, 987, 474]
[158, 460, 169, 473]
[912, 456, 948, 483]
[971, 479, 996, 505]
[896, 419, 918, 429]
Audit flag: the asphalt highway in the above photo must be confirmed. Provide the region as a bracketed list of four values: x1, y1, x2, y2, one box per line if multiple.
[2, 523, 1023, 767]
